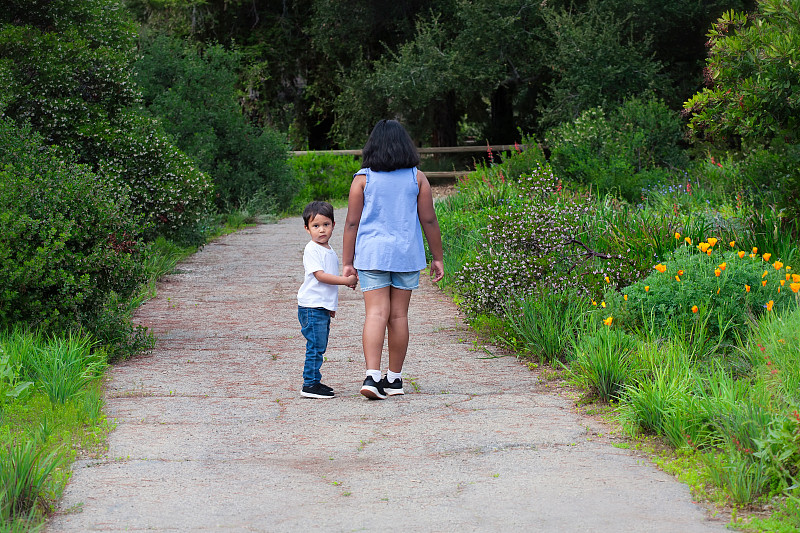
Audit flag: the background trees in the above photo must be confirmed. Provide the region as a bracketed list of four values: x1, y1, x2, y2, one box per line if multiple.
[127, 0, 755, 149]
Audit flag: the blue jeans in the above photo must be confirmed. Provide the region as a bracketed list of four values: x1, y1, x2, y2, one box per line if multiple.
[298, 306, 331, 387]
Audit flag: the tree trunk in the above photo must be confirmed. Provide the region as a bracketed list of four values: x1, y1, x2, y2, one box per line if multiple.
[489, 83, 516, 144]
[431, 91, 457, 147]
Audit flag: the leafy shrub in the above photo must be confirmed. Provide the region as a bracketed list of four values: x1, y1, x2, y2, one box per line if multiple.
[611, 243, 796, 339]
[0, 1, 213, 239]
[288, 152, 362, 212]
[135, 33, 297, 211]
[547, 97, 687, 202]
[0, 119, 147, 340]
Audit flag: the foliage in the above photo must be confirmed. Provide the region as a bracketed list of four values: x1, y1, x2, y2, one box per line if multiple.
[547, 96, 688, 202]
[134, 33, 297, 211]
[612, 244, 797, 340]
[538, 1, 664, 130]
[288, 153, 362, 212]
[506, 290, 591, 365]
[0, 0, 212, 239]
[1, 329, 111, 530]
[568, 321, 636, 402]
[0, 119, 148, 343]
[684, 0, 800, 145]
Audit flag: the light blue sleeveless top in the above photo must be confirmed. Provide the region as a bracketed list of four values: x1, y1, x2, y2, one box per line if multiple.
[353, 167, 427, 272]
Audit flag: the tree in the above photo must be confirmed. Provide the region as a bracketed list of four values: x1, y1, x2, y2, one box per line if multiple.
[684, 0, 800, 145]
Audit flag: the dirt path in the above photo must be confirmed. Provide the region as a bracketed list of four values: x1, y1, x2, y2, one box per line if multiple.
[49, 210, 725, 532]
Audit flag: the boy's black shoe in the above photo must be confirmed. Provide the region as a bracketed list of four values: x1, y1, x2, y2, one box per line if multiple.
[301, 382, 334, 399]
[381, 376, 404, 396]
[359, 376, 386, 400]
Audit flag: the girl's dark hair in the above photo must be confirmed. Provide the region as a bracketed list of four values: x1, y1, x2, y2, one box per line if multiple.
[361, 119, 420, 172]
[303, 201, 335, 226]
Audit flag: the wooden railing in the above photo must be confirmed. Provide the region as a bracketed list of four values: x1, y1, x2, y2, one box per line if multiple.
[290, 144, 522, 180]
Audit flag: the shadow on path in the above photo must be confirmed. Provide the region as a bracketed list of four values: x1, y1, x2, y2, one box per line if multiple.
[49, 210, 725, 532]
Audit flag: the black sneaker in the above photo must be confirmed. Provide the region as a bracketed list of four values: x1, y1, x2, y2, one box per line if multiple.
[381, 376, 404, 396]
[318, 382, 333, 392]
[301, 382, 334, 399]
[359, 376, 386, 400]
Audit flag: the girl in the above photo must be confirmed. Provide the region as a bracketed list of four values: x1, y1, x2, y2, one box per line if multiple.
[342, 119, 445, 400]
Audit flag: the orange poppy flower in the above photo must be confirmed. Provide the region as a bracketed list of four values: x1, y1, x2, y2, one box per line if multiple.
[603, 316, 613, 326]
[745, 285, 751, 293]
[691, 305, 698, 313]
[766, 300, 774, 311]
[763, 253, 772, 261]
[654, 264, 667, 273]
[790, 282, 800, 293]
[707, 237, 718, 247]
[774, 261, 784, 270]
[738, 251, 746, 259]
[715, 269, 721, 277]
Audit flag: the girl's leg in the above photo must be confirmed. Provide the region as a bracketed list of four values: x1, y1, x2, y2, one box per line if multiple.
[386, 287, 412, 373]
[362, 286, 391, 370]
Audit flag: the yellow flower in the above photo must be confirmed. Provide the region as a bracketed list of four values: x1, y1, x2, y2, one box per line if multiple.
[790, 282, 800, 293]
[793, 274, 800, 283]
[788, 266, 792, 271]
[780, 280, 785, 286]
[644, 286, 650, 292]
[677, 270, 685, 276]
[774, 261, 784, 270]
[749, 253, 756, 259]
[674, 232, 681, 239]
[605, 276, 610, 283]
[766, 300, 774, 311]
[716, 287, 721, 294]
[698, 242, 710, 252]
[753, 247, 758, 254]
[685, 237, 692, 245]
[603, 316, 613, 326]
[675, 275, 681, 282]
[592, 300, 597, 306]
[762, 270, 769, 278]
[763, 253, 772, 261]
[624, 294, 628, 301]
[654, 264, 667, 273]
[601, 301, 606, 308]
[719, 262, 727, 271]
[715, 268, 721, 277]
[762, 280, 768, 287]
[707, 250, 712, 256]
[729, 240, 735, 247]
[738, 251, 746, 259]
[707, 237, 718, 247]
[745, 285, 751, 293]
[691, 305, 698, 313]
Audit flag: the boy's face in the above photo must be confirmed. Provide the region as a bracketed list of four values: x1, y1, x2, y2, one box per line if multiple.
[305, 213, 335, 246]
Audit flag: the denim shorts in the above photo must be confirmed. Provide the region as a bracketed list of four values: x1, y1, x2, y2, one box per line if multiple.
[357, 269, 420, 292]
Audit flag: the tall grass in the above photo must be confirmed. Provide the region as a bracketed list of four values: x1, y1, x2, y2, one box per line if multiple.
[506, 291, 590, 364]
[0, 440, 63, 523]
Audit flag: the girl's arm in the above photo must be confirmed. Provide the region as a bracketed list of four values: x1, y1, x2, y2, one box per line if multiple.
[342, 174, 366, 279]
[416, 170, 444, 283]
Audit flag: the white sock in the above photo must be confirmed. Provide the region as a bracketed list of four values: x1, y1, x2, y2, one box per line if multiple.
[387, 370, 403, 383]
[366, 369, 381, 382]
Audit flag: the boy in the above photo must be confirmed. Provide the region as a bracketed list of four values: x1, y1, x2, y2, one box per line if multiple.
[297, 201, 357, 398]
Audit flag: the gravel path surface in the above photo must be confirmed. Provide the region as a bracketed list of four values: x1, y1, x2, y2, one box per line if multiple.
[49, 210, 726, 532]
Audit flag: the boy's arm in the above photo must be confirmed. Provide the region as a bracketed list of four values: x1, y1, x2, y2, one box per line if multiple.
[313, 270, 358, 287]
[416, 171, 444, 283]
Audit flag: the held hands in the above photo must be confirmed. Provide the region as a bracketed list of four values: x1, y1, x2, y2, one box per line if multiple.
[344, 274, 358, 290]
[429, 259, 444, 283]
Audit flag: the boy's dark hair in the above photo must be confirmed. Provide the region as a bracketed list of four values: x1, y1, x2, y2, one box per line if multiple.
[302, 201, 335, 227]
[361, 119, 420, 172]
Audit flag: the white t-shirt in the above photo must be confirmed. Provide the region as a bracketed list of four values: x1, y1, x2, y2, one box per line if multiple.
[297, 241, 340, 311]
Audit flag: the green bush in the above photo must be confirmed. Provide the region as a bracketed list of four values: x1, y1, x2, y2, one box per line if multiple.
[0, 0, 213, 239]
[612, 244, 796, 339]
[135, 33, 297, 212]
[288, 152, 362, 212]
[0, 119, 147, 340]
[547, 97, 687, 202]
